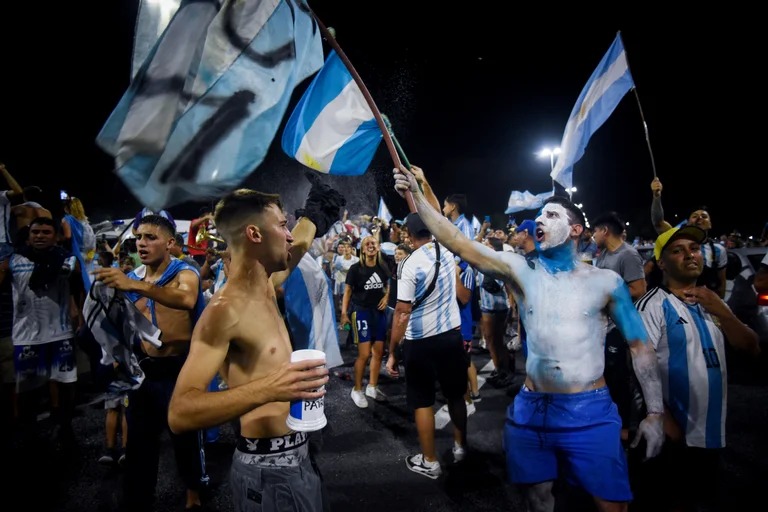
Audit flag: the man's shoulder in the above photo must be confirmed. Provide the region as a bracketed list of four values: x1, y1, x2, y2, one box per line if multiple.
[634, 286, 668, 313]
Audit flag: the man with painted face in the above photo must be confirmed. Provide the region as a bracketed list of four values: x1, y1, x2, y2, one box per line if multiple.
[393, 165, 665, 512]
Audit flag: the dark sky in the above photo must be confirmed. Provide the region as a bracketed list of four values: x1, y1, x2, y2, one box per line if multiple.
[0, 2, 763, 240]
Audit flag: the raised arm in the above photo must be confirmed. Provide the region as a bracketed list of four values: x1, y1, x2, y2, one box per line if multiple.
[271, 217, 317, 288]
[393, 165, 513, 280]
[93, 267, 200, 310]
[0, 163, 24, 196]
[650, 177, 673, 234]
[408, 165, 441, 213]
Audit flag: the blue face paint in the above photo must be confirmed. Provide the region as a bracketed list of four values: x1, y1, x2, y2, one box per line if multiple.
[611, 283, 648, 343]
[536, 239, 577, 273]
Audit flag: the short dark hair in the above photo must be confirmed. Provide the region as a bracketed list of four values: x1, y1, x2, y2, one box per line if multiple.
[137, 214, 176, 238]
[445, 194, 467, 215]
[30, 216, 56, 230]
[214, 188, 283, 245]
[591, 211, 625, 236]
[174, 233, 185, 246]
[543, 196, 585, 227]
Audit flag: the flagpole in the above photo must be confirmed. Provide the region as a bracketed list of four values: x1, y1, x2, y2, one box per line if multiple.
[310, 12, 416, 212]
[619, 31, 658, 179]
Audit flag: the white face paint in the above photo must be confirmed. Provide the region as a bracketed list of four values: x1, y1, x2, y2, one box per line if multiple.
[535, 203, 571, 251]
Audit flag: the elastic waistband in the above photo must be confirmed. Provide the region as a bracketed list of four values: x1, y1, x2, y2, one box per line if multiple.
[234, 442, 309, 468]
[520, 385, 610, 402]
[236, 431, 308, 455]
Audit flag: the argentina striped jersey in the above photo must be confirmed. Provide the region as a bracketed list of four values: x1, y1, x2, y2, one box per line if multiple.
[635, 287, 727, 448]
[397, 242, 460, 339]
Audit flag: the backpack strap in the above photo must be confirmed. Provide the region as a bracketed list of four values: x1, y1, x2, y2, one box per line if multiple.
[411, 240, 441, 311]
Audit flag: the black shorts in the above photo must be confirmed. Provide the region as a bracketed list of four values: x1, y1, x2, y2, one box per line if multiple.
[404, 329, 468, 409]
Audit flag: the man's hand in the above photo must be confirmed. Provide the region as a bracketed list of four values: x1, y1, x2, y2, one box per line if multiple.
[93, 267, 134, 291]
[651, 177, 663, 198]
[385, 355, 399, 378]
[262, 359, 329, 403]
[630, 413, 664, 460]
[393, 165, 418, 198]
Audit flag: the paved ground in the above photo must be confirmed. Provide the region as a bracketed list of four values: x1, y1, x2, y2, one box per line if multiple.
[4, 342, 767, 512]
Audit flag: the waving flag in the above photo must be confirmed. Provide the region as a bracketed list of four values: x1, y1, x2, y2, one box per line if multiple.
[550, 33, 635, 190]
[96, 0, 324, 210]
[471, 216, 482, 236]
[281, 49, 383, 175]
[505, 189, 553, 214]
[377, 197, 392, 224]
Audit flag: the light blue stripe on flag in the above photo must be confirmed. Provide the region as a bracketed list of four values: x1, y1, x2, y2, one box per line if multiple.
[377, 197, 392, 224]
[505, 189, 553, 214]
[283, 254, 343, 369]
[281, 50, 383, 175]
[550, 33, 635, 190]
[96, 0, 323, 210]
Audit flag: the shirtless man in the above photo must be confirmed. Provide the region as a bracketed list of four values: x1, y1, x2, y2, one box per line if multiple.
[93, 214, 209, 511]
[393, 165, 665, 512]
[168, 189, 331, 512]
[11, 186, 52, 230]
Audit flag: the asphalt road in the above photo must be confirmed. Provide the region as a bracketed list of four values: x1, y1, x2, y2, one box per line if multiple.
[4, 342, 767, 512]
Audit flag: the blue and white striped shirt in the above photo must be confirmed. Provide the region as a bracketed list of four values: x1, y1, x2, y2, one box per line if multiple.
[636, 286, 727, 448]
[477, 271, 509, 312]
[453, 214, 474, 240]
[397, 241, 460, 339]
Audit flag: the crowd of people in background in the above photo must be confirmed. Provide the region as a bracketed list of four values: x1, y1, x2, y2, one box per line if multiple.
[0, 159, 766, 512]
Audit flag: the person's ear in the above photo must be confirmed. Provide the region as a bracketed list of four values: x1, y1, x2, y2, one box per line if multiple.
[571, 224, 584, 238]
[246, 224, 261, 243]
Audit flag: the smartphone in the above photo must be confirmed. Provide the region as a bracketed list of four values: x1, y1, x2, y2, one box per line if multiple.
[60, 190, 69, 200]
[484, 215, 491, 222]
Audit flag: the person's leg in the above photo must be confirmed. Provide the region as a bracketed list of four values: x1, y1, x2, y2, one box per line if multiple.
[481, 312, 500, 369]
[523, 482, 556, 512]
[369, 340, 384, 388]
[105, 408, 118, 449]
[414, 406, 437, 462]
[491, 309, 511, 375]
[353, 342, 371, 391]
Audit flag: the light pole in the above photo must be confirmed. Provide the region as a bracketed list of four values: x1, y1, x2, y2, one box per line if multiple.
[537, 147, 560, 189]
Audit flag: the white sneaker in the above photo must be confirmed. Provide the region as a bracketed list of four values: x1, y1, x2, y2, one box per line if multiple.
[466, 400, 476, 417]
[365, 385, 387, 401]
[406, 453, 442, 479]
[452, 442, 466, 463]
[350, 388, 369, 408]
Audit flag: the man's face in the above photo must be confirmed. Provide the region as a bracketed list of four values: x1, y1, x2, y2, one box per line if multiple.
[591, 226, 608, 249]
[659, 237, 703, 281]
[135, 224, 173, 266]
[258, 204, 294, 273]
[394, 248, 407, 263]
[493, 229, 506, 240]
[29, 223, 57, 250]
[687, 210, 712, 231]
[535, 203, 573, 251]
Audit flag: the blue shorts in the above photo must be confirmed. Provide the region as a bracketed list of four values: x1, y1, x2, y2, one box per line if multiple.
[351, 306, 387, 344]
[503, 386, 632, 502]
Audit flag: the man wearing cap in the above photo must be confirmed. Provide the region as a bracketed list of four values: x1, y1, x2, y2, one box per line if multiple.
[394, 165, 666, 510]
[511, 220, 537, 257]
[386, 212, 468, 479]
[632, 225, 759, 511]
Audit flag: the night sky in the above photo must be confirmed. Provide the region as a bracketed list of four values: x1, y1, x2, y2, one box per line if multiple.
[0, 2, 762, 240]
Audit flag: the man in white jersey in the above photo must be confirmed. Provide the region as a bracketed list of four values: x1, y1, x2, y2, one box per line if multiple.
[394, 165, 666, 512]
[386, 212, 467, 479]
[633, 225, 759, 511]
[0, 217, 80, 450]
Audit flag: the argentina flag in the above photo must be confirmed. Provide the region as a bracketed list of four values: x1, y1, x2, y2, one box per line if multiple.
[283, 254, 343, 368]
[96, 0, 324, 210]
[505, 188, 553, 214]
[550, 33, 635, 190]
[377, 197, 392, 224]
[281, 49, 383, 175]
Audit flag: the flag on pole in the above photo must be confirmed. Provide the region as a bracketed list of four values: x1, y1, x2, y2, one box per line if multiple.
[377, 197, 392, 224]
[471, 216, 482, 236]
[96, 0, 324, 210]
[550, 33, 635, 190]
[505, 189, 553, 214]
[281, 49, 383, 175]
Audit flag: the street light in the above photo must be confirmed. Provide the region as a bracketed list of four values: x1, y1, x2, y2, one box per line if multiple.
[537, 147, 560, 189]
[565, 186, 577, 201]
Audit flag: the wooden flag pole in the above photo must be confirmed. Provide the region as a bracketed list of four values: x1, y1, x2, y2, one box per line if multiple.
[310, 12, 416, 212]
[620, 31, 658, 179]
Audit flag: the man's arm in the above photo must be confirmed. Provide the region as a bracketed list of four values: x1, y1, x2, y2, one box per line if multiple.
[385, 300, 412, 378]
[609, 280, 664, 459]
[393, 165, 515, 281]
[271, 217, 317, 289]
[650, 177, 673, 234]
[0, 163, 24, 196]
[168, 298, 329, 433]
[408, 166, 441, 213]
[93, 267, 200, 310]
[687, 286, 760, 355]
[626, 278, 647, 302]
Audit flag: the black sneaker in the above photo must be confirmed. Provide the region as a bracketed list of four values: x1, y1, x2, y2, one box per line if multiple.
[405, 454, 442, 479]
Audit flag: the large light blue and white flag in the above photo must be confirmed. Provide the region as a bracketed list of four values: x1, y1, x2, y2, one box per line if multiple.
[377, 197, 392, 224]
[97, 0, 324, 210]
[505, 189, 553, 214]
[281, 49, 383, 175]
[471, 215, 482, 236]
[131, 0, 181, 78]
[550, 33, 635, 190]
[282, 253, 343, 368]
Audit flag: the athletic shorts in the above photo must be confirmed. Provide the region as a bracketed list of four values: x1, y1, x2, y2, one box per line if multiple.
[350, 306, 387, 344]
[230, 431, 325, 512]
[404, 329, 468, 409]
[503, 385, 632, 502]
[14, 339, 78, 392]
